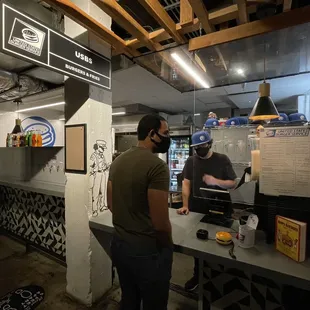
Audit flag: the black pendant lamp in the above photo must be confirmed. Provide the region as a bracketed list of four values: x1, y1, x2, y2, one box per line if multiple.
[249, 43, 279, 121]
[249, 82, 279, 121]
[12, 98, 23, 134]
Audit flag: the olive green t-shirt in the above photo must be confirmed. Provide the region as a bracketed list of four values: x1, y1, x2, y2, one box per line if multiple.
[109, 146, 169, 248]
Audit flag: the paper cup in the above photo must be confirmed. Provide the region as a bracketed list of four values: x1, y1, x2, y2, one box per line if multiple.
[239, 224, 255, 248]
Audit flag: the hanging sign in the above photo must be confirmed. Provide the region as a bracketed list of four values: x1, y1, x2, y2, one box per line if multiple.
[0, 1, 111, 90]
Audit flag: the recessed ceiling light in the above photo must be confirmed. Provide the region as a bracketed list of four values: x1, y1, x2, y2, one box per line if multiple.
[171, 53, 210, 89]
[59, 118, 65, 121]
[18, 102, 65, 113]
[194, 113, 201, 116]
[236, 68, 244, 75]
[112, 111, 126, 116]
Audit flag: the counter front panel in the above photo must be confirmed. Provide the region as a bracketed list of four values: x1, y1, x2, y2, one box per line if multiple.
[0, 185, 65, 259]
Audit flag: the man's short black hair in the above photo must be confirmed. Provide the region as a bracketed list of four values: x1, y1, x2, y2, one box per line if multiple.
[137, 114, 166, 141]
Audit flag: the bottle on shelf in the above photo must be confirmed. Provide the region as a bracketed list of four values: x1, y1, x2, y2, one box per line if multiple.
[26, 131, 31, 147]
[6, 134, 9, 147]
[32, 131, 37, 147]
[37, 131, 43, 147]
[19, 133, 25, 147]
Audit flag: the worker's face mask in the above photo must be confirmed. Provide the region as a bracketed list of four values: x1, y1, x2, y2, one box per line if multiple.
[195, 145, 211, 158]
[151, 131, 171, 154]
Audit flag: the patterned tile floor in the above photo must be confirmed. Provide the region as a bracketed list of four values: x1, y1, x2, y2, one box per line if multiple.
[0, 236, 197, 310]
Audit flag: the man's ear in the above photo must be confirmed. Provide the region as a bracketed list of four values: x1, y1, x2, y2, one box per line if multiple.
[149, 130, 155, 137]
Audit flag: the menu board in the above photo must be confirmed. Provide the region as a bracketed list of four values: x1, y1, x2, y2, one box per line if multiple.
[259, 127, 310, 197]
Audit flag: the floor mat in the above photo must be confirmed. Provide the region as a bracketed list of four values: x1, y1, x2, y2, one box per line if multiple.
[0, 285, 44, 310]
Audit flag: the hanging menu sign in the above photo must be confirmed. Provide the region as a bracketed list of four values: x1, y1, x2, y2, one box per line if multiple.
[260, 127, 310, 198]
[0, 2, 111, 90]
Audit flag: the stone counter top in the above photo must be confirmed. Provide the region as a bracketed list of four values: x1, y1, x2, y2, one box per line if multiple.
[90, 209, 310, 290]
[0, 179, 65, 198]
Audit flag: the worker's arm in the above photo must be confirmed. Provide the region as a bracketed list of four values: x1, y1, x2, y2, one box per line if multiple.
[148, 163, 172, 249]
[213, 178, 236, 189]
[203, 156, 237, 189]
[177, 178, 190, 215]
[203, 175, 236, 189]
[107, 180, 113, 213]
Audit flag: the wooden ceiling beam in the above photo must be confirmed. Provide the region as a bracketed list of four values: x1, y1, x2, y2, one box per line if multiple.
[91, 1, 196, 84]
[43, 0, 139, 57]
[138, 0, 186, 44]
[283, 0, 292, 11]
[180, 0, 194, 27]
[121, 4, 257, 53]
[92, 0, 160, 51]
[187, 0, 215, 34]
[112, 4, 258, 56]
[236, 0, 248, 24]
[189, 5, 310, 51]
[247, 0, 276, 3]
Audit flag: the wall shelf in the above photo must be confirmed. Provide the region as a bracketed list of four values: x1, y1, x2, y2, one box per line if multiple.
[0, 147, 64, 181]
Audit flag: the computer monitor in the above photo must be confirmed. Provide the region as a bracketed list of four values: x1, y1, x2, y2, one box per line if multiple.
[198, 187, 233, 227]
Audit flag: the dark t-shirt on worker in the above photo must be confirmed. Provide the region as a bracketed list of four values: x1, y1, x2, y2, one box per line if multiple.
[183, 152, 237, 210]
[109, 146, 169, 249]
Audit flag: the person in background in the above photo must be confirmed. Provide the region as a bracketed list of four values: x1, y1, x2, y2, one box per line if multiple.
[177, 131, 237, 291]
[208, 111, 218, 119]
[107, 114, 172, 310]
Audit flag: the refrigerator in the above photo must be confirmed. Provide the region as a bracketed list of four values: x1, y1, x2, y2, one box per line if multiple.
[167, 136, 191, 187]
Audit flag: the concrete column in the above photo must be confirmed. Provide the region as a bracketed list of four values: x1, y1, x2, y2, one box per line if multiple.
[64, 1, 112, 306]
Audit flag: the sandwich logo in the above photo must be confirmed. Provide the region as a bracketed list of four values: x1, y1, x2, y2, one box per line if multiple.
[22, 116, 56, 147]
[8, 18, 46, 56]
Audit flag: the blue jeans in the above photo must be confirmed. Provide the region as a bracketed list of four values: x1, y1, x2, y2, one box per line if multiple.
[111, 237, 173, 310]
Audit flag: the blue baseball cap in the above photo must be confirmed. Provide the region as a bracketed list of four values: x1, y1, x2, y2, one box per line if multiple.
[191, 131, 212, 147]
[238, 117, 248, 125]
[204, 118, 219, 128]
[270, 113, 289, 123]
[226, 117, 241, 126]
[289, 113, 307, 122]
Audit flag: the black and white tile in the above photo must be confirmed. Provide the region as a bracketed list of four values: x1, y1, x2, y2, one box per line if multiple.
[0, 186, 65, 258]
[202, 261, 310, 310]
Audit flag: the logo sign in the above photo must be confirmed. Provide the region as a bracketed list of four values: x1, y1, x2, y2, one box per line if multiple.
[22, 116, 56, 147]
[1, 2, 111, 90]
[8, 18, 46, 56]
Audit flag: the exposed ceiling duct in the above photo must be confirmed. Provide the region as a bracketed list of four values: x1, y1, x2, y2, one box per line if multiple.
[0, 70, 48, 103]
[113, 103, 157, 115]
[0, 70, 17, 94]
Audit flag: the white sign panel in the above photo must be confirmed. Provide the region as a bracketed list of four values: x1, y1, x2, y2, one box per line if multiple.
[260, 127, 310, 198]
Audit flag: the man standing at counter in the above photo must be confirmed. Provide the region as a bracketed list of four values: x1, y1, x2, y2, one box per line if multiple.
[107, 114, 172, 310]
[177, 131, 237, 291]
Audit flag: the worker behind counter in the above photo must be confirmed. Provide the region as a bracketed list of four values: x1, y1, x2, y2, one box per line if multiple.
[177, 130, 237, 291]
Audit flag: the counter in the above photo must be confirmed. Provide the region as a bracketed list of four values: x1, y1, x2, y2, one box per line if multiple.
[0, 183, 66, 260]
[0, 178, 65, 198]
[90, 209, 310, 309]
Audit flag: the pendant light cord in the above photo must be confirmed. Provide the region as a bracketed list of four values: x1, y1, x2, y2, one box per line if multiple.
[17, 77, 21, 118]
[263, 41, 266, 83]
